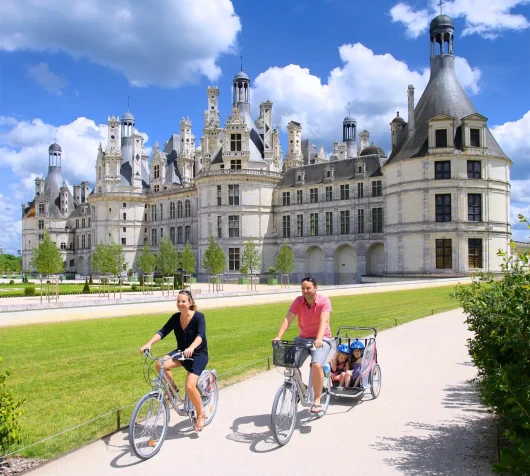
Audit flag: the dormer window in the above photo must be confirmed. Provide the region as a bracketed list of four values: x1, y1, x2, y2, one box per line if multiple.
[435, 129, 448, 148]
[230, 134, 242, 152]
[461, 113, 487, 153]
[154, 164, 160, 180]
[470, 128, 480, 147]
[326, 170, 331, 177]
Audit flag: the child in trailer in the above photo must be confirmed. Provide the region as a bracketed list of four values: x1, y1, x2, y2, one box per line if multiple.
[330, 344, 351, 387]
[345, 340, 365, 388]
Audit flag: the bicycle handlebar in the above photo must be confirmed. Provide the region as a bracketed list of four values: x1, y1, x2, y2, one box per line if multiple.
[142, 349, 193, 361]
[272, 340, 316, 351]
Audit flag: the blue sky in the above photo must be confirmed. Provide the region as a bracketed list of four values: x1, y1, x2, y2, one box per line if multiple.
[1, 0, 529, 254]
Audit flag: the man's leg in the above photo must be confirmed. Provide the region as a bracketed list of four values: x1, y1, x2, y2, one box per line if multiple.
[311, 362, 324, 405]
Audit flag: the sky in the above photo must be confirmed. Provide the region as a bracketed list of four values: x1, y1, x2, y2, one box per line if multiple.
[0, 0, 529, 254]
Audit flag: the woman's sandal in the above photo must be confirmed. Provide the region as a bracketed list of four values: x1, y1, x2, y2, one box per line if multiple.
[310, 404, 323, 414]
[194, 414, 205, 432]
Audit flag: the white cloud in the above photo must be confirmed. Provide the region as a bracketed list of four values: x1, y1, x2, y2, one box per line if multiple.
[0, 193, 23, 255]
[491, 110, 530, 164]
[252, 43, 481, 151]
[390, 0, 530, 39]
[26, 63, 68, 95]
[0, 0, 241, 87]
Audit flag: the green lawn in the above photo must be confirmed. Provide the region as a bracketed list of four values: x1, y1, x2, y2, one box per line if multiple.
[0, 285, 461, 458]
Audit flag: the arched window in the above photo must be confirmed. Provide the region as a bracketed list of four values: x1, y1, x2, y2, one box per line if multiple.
[60, 242, 66, 250]
[185, 200, 191, 218]
[170, 202, 176, 219]
[177, 201, 183, 218]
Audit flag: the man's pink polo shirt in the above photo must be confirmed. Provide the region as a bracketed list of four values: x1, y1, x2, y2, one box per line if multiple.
[289, 293, 332, 339]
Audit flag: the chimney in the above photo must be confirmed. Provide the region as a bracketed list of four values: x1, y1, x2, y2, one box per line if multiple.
[407, 85, 415, 138]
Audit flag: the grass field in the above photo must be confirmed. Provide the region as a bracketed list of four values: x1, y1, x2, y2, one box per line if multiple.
[0, 285, 461, 459]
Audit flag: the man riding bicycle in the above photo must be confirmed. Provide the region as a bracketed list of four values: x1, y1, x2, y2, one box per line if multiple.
[273, 276, 332, 414]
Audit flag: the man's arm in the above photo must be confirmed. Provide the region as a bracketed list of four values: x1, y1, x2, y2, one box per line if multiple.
[273, 311, 297, 341]
[314, 311, 331, 348]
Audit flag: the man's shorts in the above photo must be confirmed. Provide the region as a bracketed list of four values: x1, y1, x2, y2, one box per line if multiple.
[294, 336, 332, 367]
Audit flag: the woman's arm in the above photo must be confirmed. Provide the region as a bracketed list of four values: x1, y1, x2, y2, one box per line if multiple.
[140, 333, 161, 353]
[183, 335, 203, 358]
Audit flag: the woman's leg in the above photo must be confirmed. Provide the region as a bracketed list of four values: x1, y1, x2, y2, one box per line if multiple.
[156, 357, 182, 391]
[185, 372, 204, 430]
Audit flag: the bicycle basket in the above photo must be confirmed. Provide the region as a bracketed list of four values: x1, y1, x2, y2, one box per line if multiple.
[273, 342, 308, 369]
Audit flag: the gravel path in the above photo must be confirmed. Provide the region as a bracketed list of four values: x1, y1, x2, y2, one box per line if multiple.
[27, 309, 496, 476]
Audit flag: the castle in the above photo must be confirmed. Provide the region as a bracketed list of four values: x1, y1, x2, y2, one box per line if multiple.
[21, 14, 512, 284]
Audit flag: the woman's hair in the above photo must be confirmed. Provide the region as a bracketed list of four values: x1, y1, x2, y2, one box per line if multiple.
[178, 290, 198, 311]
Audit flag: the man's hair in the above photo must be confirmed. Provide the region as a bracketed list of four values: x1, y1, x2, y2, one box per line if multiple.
[301, 276, 317, 287]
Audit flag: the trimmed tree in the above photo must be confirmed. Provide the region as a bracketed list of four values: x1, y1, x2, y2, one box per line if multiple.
[276, 240, 295, 287]
[181, 242, 196, 287]
[241, 236, 261, 291]
[29, 231, 63, 300]
[90, 241, 108, 296]
[157, 237, 179, 294]
[136, 244, 156, 293]
[203, 235, 225, 290]
[106, 240, 127, 299]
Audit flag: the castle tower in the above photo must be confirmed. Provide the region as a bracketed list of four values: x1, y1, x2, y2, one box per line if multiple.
[178, 117, 196, 186]
[343, 115, 358, 159]
[48, 142, 62, 168]
[60, 182, 69, 215]
[284, 121, 304, 170]
[260, 100, 273, 160]
[233, 70, 250, 115]
[121, 110, 135, 139]
[359, 130, 370, 154]
[390, 111, 405, 150]
[204, 86, 220, 128]
[35, 177, 44, 197]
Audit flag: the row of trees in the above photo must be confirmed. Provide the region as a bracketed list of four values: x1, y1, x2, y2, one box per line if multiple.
[0, 248, 22, 275]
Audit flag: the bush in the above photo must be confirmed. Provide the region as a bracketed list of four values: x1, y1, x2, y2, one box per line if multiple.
[82, 278, 90, 294]
[131, 284, 138, 292]
[101, 278, 108, 286]
[0, 357, 25, 455]
[139, 275, 144, 286]
[453, 247, 530, 474]
[155, 278, 164, 286]
[8, 280, 14, 285]
[268, 266, 276, 275]
[24, 286, 36, 296]
[89, 275, 93, 285]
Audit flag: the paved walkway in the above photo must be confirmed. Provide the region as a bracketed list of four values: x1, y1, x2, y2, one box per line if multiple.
[28, 309, 496, 475]
[0, 278, 469, 327]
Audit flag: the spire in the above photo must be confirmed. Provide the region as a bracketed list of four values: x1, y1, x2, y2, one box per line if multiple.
[438, 0, 445, 15]
[240, 55, 243, 72]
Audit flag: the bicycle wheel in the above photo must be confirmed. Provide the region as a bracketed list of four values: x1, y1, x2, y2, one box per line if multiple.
[271, 383, 297, 446]
[369, 363, 382, 399]
[316, 374, 332, 418]
[198, 370, 219, 426]
[129, 393, 169, 460]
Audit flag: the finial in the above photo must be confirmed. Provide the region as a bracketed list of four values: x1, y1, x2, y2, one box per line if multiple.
[240, 55, 243, 71]
[127, 96, 130, 110]
[397, 111, 399, 117]
[348, 102, 351, 116]
[438, 0, 445, 15]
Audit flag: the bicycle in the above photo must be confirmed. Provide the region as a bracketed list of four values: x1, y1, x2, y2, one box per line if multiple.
[270, 340, 332, 446]
[129, 350, 219, 459]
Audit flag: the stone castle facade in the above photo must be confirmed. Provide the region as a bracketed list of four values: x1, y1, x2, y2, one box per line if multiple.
[21, 14, 512, 284]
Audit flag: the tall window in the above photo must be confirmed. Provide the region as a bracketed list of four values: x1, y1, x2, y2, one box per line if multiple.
[310, 188, 318, 203]
[357, 183, 364, 198]
[160, 228, 163, 239]
[340, 184, 350, 200]
[121, 237, 126, 246]
[357, 209, 364, 234]
[470, 128, 481, 147]
[371, 180, 382, 197]
[229, 215, 240, 237]
[435, 161, 451, 180]
[230, 160, 242, 169]
[325, 186, 333, 202]
[467, 160, 481, 179]
[170, 202, 176, 219]
[170, 226, 176, 244]
[297, 214, 304, 237]
[154, 164, 160, 179]
[372, 208, 383, 233]
[283, 215, 291, 238]
[468, 194, 482, 222]
[435, 194, 451, 222]
[76, 219, 79, 228]
[82, 218, 86, 228]
[325, 212, 333, 235]
[87, 234, 91, 248]
[88, 217, 91, 227]
[151, 205, 157, 221]
[230, 133, 242, 152]
[38, 219, 44, 230]
[60, 242, 67, 250]
[436, 239, 452, 269]
[38, 203, 45, 215]
[151, 229, 157, 246]
[75, 235, 79, 249]
[122, 212, 126, 221]
[468, 239, 483, 268]
[217, 185, 222, 206]
[217, 216, 222, 238]
[435, 129, 448, 148]
[177, 201, 183, 218]
[177, 226, 183, 244]
[310, 213, 319, 236]
[159, 204, 163, 220]
[296, 190, 303, 204]
[340, 210, 350, 234]
[185, 200, 191, 217]
[229, 248, 240, 271]
[185, 226, 191, 243]
[282, 192, 290, 206]
[229, 184, 240, 205]
[82, 235, 86, 249]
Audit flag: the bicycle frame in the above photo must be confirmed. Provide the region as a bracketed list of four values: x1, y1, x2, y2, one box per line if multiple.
[282, 365, 316, 407]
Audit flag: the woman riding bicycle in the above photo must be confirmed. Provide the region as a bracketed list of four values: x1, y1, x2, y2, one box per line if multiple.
[140, 290, 209, 432]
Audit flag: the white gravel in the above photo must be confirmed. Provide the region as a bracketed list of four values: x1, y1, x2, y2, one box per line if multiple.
[27, 309, 496, 476]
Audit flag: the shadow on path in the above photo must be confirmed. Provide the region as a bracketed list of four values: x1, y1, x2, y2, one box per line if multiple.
[371, 379, 497, 475]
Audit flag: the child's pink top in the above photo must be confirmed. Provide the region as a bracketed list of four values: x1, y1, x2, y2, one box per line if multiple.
[289, 294, 332, 339]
